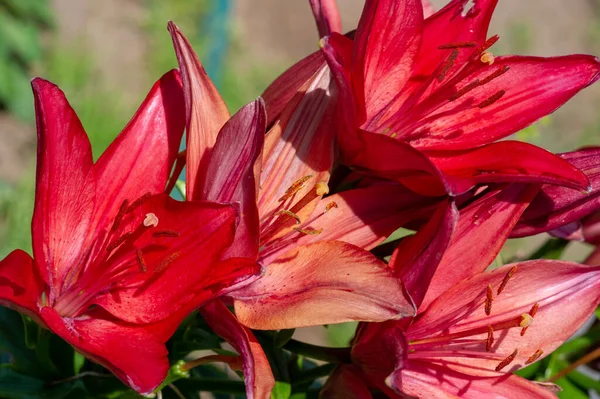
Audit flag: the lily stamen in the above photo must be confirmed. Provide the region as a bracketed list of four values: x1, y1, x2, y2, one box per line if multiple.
[155, 251, 181, 273]
[438, 41, 477, 49]
[477, 90, 506, 108]
[486, 325, 494, 351]
[275, 209, 302, 224]
[325, 201, 338, 212]
[485, 284, 494, 315]
[125, 192, 152, 213]
[495, 348, 518, 371]
[152, 230, 180, 238]
[520, 302, 539, 336]
[525, 349, 544, 364]
[136, 249, 147, 273]
[279, 175, 313, 202]
[497, 266, 518, 295]
[294, 227, 323, 235]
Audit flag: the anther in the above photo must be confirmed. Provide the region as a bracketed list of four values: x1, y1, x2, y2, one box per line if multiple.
[152, 230, 180, 238]
[110, 199, 129, 233]
[126, 192, 152, 213]
[525, 349, 543, 365]
[479, 66, 510, 85]
[279, 175, 313, 202]
[275, 209, 301, 224]
[438, 49, 459, 82]
[449, 79, 480, 101]
[438, 41, 477, 49]
[294, 227, 323, 235]
[478, 35, 500, 54]
[485, 284, 494, 316]
[155, 251, 181, 273]
[520, 302, 539, 336]
[315, 181, 329, 196]
[486, 325, 494, 351]
[136, 249, 147, 272]
[143, 213, 159, 227]
[497, 265, 517, 295]
[480, 51, 494, 65]
[495, 349, 518, 371]
[106, 232, 132, 253]
[325, 201, 338, 212]
[478, 90, 505, 108]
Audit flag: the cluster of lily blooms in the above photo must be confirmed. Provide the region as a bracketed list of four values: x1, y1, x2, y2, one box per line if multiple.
[1, 0, 600, 397]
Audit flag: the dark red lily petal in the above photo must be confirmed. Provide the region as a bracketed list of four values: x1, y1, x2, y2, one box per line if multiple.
[392, 55, 600, 150]
[392, 362, 556, 399]
[419, 184, 538, 311]
[233, 241, 414, 329]
[94, 70, 186, 232]
[321, 365, 375, 399]
[427, 140, 590, 192]
[200, 300, 275, 399]
[352, 0, 423, 123]
[393, 199, 458, 308]
[93, 195, 259, 324]
[30, 78, 96, 295]
[309, 0, 342, 37]
[168, 21, 230, 200]
[0, 250, 45, 322]
[512, 147, 600, 237]
[203, 99, 266, 259]
[262, 51, 325, 127]
[40, 307, 168, 394]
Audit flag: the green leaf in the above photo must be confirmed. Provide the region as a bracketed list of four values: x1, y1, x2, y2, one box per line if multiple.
[271, 381, 292, 399]
[73, 353, 85, 375]
[0, 368, 80, 399]
[275, 329, 295, 348]
[0, 308, 41, 376]
[556, 377, 588, 399]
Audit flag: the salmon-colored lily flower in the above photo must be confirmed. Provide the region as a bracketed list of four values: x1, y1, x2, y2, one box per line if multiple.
[168, 22, 451, 398]
[321, 184, 600, 398]
[276, 0, 600, 196]
[0, 71, 259, 394]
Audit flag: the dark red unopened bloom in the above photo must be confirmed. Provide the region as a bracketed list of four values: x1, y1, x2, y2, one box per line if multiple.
[316, 0, 600, 196]
[0, 72, 258, 394]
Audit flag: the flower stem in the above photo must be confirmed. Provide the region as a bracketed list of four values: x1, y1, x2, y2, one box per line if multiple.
[283, 339, 351, 363]
[547, 346, 600, 382]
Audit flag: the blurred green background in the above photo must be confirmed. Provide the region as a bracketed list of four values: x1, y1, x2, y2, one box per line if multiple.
[0, 0, 599, 397]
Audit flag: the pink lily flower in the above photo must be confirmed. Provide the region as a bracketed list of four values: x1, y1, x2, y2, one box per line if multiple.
[321, 184, 600, 398]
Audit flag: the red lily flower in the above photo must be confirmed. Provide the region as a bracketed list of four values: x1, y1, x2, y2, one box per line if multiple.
[295, 0, 600, 196]
[0, 72, 259, 394]
[321, 184, 600, 398]
[169, 22, 450, 398]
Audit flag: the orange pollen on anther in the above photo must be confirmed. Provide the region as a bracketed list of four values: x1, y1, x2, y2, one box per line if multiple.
[438, 49, 459, 82]
[275, 209, 301, 224]
[155, 251, 180, 273]
[106, 232, 132, 253]
[449, 79, 480, 101]
[143, 213, 159, 227]
[279, 175, 313, 202]
[480, 51, 495, 65]
[479, 65, 510, 85]
[525, 349, 543, 365]
[478, 90, 505, 108]
[325, 201, 338, 212]
[126, 192, 152, 213]
[497, 265, 517, 295]
[486, 325, 494, 351]
[438, 41, 477, 49]
[294, 227, 323, 235]
[495, 349, 518, 371]
[152, 230, 180, 238]
[485, 284, 494, 316]
[136, 249, 147, 273]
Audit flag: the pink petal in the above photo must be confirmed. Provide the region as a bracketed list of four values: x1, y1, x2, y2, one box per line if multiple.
[203, 99, 266, 258]
[309, 0, 342, 37]
[0, 250, 45, 321]
[321, 365, 374, 399]
[200, 300, 275, 399]
[352, 0, 423, 123]
[427, 140, 590, 191]
[408, 261, 600, 376]
[512, 147, 600, 238]
[93, 70, 186, 233]
[30, 78, 96, 295]
[40, 307, 169, 394]
[168, 21, 230, 200]
[419, 184, 538, 311]
[232, 241, 414, 329]
[393, 199, 458, 308]
[392, 361, 556, 399]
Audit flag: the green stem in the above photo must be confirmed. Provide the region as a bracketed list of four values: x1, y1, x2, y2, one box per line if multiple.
[292, 363, 336, 386]
[283, 339, 351, 363]
[175, 378, 246, 394]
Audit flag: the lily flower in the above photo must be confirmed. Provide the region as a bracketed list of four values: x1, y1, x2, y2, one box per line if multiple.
[317, 0, 600, 196]
[321, 184, 600, 398]
[168, 22, 449, 398]
[0, 71, 259, 394]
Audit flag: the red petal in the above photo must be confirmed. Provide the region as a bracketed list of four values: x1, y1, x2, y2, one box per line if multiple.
[203, 99, 266, 258]
[168, 22, 230, 199]
[427, 141, 590, 192]
[512, 147, 600, 237]
[352, 0, 423, 123]
[309, 0, 342, 37]
[30, 78, 96, 295]
[0, 250, 45, 320]
[393, 199, 458, 308]
[40, 307, 168, 394]
[93, 70, 186, 232]
[233, 241, 414, 329]
[321, 365, 374, 399]
[419, 184, 537, 311]
[408, 261, 600, 376]
[200, 300, 275, 399]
